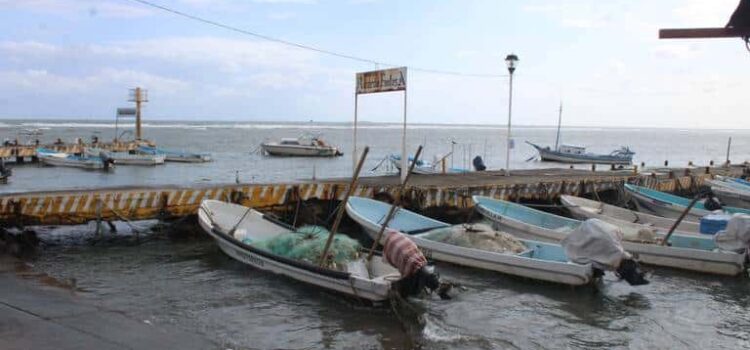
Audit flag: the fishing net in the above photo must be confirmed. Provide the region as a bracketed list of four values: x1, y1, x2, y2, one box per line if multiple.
[249, 226, 362, 268]
[420, 223, 526, 254]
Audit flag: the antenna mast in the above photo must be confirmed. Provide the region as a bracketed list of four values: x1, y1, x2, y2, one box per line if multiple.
[554, 101, 562, 151]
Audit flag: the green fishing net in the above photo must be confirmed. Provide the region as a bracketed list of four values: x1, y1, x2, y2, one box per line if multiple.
[249, 226, 362, 267]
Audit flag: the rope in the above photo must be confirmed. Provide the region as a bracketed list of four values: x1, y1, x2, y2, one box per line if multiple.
[348, 277, 367, 307]
[127, 0, 508, 78]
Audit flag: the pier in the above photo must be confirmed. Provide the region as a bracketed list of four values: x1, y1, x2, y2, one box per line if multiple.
[0, 166, 739, 226]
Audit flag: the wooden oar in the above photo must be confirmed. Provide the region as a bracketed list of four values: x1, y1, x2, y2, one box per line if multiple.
[318, 146, 370, 266]
[661, 192, 705, 246]
[366, 145, 424, 261]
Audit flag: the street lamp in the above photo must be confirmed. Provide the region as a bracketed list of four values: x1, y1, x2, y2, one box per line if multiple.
[504, 53, 518, 176]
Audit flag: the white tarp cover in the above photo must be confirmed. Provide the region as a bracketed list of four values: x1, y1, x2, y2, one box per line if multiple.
[561, 219, 629, 270]
[714, 214, 750, 252]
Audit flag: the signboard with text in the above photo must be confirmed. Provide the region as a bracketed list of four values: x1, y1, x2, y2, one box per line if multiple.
[117, 107, 137, 118]
[356, 67, 407, 94]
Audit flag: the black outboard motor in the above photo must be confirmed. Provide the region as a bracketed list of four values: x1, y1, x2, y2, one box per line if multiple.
[615, 258, 649, 286]
[562, 219, 649, 286]
[704, 192, 724, 211]
[472, 156, 487, 171]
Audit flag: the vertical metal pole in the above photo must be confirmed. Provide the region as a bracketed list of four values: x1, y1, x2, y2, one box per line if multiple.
[353, 93, 359, 175]
[401, 88, 408, 183]
[726, 137, 732, 164]
[135, 87, 142, 141]
[555, 101, 562, 151]
[505, 73, 514, 176]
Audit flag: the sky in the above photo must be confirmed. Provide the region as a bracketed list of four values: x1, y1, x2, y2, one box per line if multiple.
[0, 0, 747, 128]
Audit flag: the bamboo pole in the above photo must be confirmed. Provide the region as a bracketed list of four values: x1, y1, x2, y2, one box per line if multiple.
[366, 145, 424, 261]
[319, 146, 370, 266]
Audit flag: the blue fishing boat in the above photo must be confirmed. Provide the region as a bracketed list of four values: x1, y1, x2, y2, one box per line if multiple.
[137, 146, 211, 163]
[37, 148, 113, 171]
[388, 154, 469, 174]
[345, 196, 596, 285]
[473, 195, 748, 275]
[624, 184, 750, 220]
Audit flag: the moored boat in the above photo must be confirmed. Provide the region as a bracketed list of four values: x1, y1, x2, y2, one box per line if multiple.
[345, 196, 595, 286]
[261, 135, 342, 157]
[473, 195, 748, 275]
[37, 148, 114, 171]
[526, 141, 634, 165]
[197, 199, 401, 303]
[624, 184, 750, 220]
[705, 178, 750, 208]
[85, 148, 165, 166]
[137, 146, 211, 163]
[388, 154, 469, 174]
[560, 195, 701, 235]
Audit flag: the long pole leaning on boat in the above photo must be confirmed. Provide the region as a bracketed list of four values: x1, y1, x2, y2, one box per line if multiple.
[366, 145, 424, 261]
[661, 191, 706, 246]
[318, 146, 370, 266]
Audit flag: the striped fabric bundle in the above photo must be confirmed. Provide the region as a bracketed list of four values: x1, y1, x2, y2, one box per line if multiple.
[383, 230, 427, 278]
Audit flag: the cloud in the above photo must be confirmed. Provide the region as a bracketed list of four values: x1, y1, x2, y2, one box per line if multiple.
[0, 68, 189, 94]
[0, 0, 154, 18]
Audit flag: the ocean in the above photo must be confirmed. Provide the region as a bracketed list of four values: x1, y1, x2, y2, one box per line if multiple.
[2, 119, 750, 349]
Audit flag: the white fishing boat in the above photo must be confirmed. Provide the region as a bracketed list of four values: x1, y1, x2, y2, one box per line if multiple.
[137, 146, 212, 163]
[85, 148, 165, 166]
[346, 196, 595, 286]
[560, 195, 701, 235]
[473, 196, 748, 275]
[197, 200, 401, 303]
[624, 184, 750, 221]
[705, 178, 750, 209]
[261, 135, 342, 157]
[37, 148, 114, 171]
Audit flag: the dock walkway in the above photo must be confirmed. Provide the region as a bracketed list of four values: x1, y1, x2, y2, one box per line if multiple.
[0, 167, 727, 226]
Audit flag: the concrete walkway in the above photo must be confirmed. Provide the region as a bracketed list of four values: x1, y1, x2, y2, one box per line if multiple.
[0, 259, 218, 350]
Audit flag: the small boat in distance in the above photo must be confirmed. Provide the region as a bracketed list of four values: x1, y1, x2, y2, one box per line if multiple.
[388, 154, 469, 175]
[526, 102, 634, 165]
[37, 148, 114, 171]
[261, 135, 342, 157]
[137, 146, 212, 163]
[85, 148, 165, 166]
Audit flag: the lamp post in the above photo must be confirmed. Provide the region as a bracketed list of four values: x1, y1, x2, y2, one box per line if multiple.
[504, 53, 518, 176]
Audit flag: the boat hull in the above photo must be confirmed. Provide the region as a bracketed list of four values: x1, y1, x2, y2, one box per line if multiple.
[39, 156, 107, 170]
[560, 195, 701, 235]
[198, 201, 395, 303]
[261, 144, 340, 157]
[528, 142, 632, 165]
[345, 199, 593, 286]
[474, 196, 747, 276]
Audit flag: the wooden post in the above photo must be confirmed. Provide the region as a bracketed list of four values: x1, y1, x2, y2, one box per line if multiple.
[319, 147, 370, 266]
[659, 27, 750, 39]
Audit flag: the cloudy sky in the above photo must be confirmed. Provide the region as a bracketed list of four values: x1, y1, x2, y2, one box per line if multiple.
[0, 0, 747, 128]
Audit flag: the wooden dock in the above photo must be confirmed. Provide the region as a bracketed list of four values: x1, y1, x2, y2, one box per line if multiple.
[0, 166, 736, 226]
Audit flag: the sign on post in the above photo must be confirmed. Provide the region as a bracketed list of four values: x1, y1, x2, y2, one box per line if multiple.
[352, 67, 408, 182]
[116, 108, 137, 118]
[356, 67, 407, 94]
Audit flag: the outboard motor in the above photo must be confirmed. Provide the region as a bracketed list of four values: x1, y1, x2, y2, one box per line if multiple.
[714, 214, 750, 253]
[383, 230, 452, 299]
[561, 219, 649, 286]
[99, 151, 115, 171]
[704, 192, 724, 212]
[472, 156, 487, 171]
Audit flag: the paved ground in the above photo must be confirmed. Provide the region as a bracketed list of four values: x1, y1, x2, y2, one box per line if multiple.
[0, 257, 218, 350]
